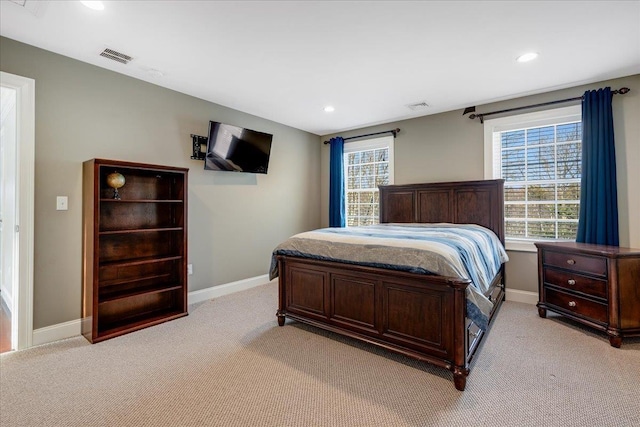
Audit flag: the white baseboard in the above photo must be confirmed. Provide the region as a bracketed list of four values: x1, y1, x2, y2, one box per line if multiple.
[188, 274, 272, 305]
[505, 288, 538, 305]
[29, 274, 273, 347]
[32, 318, 82, 347]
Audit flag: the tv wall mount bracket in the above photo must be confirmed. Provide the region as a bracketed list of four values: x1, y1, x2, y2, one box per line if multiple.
[190, 134, 207, 160]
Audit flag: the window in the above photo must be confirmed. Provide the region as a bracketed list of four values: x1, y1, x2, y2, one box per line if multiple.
[484, 106, 582, 251]
[344, 136, 394, 226]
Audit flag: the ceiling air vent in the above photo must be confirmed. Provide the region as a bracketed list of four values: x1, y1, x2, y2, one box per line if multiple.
[406, 101, 430, 111]
[99, 48, 133, 65]
[9, 1, 49, 17]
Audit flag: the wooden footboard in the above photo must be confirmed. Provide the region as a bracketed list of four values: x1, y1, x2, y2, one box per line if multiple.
[276, 255, 504, 390]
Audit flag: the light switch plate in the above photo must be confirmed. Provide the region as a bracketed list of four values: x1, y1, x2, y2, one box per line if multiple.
[56, 196, 68, 211]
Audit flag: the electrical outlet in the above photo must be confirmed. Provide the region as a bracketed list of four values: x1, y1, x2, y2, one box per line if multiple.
[187, 264, 193, 275]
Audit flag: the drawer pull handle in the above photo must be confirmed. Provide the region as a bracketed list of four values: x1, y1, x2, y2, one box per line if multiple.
[568, 301, 577, 307]
[568, 279, 576, 286]
[566, 259, 576, 265]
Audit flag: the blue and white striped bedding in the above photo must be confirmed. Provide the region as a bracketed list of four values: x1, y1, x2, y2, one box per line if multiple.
[269, 223, 509, 330]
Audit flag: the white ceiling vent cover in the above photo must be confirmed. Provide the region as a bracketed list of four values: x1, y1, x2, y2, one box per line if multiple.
[99, 48, 134, 65]
[406, 101, 430, 111]
[8, 0, 48, 16]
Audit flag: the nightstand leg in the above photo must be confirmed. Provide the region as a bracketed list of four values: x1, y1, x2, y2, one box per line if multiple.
[537, 307, 547, 318]
[608, 335, 622, 348]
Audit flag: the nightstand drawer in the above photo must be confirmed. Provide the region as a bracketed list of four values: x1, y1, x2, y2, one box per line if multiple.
[545, 288, 608, 323]
[543, 268, 607, 299]
[543, 251, 607, 277]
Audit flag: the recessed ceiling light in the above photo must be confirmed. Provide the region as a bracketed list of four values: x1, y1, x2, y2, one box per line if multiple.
[516, 52, 538, 63]
[323, 106, 335, 113]
[81, 1, 105, 11]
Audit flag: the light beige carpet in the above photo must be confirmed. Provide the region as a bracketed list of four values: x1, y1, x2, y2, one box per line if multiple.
[1, 281, 638, 427]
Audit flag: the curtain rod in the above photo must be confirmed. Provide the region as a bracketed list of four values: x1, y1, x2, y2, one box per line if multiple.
[463, 87, 630, 123]
[323, 128, 400, 144]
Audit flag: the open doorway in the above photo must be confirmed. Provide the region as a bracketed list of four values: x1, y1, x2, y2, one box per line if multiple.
[0, 84, 17, 352]
[0, 71, 35, 352]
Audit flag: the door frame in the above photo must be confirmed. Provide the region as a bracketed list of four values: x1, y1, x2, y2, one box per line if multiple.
[1, 71, 35, 350]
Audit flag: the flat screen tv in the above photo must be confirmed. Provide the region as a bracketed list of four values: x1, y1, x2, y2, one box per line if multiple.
[204, 121, 273, 174]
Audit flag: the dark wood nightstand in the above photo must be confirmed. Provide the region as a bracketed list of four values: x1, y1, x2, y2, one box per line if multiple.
[536, 242, 640, 347]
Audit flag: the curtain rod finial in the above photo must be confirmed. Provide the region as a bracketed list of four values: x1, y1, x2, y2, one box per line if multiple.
[617, 87, 630, 95]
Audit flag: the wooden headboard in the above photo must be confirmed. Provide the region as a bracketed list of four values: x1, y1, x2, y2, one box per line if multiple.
[379, 179, 505, 243]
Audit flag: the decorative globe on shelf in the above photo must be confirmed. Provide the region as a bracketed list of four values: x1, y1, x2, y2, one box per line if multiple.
[106, 172, 125, 200]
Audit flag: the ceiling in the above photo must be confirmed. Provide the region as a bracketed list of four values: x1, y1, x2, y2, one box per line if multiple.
[1, 1, 639, 136]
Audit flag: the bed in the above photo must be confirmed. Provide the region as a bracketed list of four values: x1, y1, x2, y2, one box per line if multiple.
[270, 179, 507, 390]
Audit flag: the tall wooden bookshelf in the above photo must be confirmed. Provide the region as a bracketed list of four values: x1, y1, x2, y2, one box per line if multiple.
[82, 159, 188, 343]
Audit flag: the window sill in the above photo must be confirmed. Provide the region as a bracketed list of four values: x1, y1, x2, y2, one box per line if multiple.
[505, 239, 576, 253]
[505, 240, 538, 253]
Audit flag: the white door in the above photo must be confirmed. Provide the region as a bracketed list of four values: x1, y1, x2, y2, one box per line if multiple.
[0, 71, 35, 351]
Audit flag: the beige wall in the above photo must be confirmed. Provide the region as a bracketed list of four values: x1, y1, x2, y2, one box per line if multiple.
[321, 74, 640, 294]
[0, 37, 322, 329]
